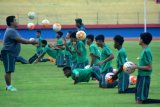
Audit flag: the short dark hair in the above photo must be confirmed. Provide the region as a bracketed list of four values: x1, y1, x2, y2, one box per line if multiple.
[57, 31, 63, 37]
[75, 18, 82, 24]
[95, 34, 105, 42]
[140, 32, 152, 45]
[41, 40, 47, 45]
[37, 30, 41, 34]
[86, 34, 94, 42]
[63, 66, 71, 71]
[70, 31, 77, 39]
[6, 16, 15, 26]
[113, 35, 124, 45]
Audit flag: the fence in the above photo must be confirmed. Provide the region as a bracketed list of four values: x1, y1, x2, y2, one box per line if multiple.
[0, 12, 160, 25]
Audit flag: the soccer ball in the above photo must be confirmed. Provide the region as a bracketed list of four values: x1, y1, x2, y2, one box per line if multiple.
[29, 38, 35, 41]
[84, 65, 90, 69]
[123, 61, 135, 74]
[105, 72, 114, 84]
[129, 75, 137, 85]
[53, 23, 61, 32]
[27, 23, 35, 30]
[28, 12, 36, 19]
[76, 31, 86, 40]
[42, 19, 50, 27]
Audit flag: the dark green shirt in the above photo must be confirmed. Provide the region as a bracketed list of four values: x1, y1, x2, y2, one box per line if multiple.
[116, 48, 128, 78]
[56, 37, 64, 56]
[43, 44, 57, 59]
[100, 45, 112, 73]
[89, 43, 100, 66]
[64, 39, 72, 56]
[71, 68, 92, 82]
[138, 47, 152, 76]
[36, 36, 43, 54]
[76, 41, 87, 63]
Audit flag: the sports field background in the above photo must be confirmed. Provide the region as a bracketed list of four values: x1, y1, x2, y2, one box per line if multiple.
[0, 41, 159, 107]
[0, 0, 160, 24]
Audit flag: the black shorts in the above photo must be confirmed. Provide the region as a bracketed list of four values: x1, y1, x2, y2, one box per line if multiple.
[1, 50, 16, 73]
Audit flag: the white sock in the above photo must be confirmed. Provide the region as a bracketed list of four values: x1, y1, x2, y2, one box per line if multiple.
[7, 85, 12, 89]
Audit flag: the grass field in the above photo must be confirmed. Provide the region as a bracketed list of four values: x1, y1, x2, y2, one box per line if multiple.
[0, 0, 160, 24]
[0, 41, 160, 107]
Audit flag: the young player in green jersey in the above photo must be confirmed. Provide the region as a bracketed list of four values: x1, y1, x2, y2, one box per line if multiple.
[95, 34, 117, 88]
[113, 35, 135, 93]
[63, 66, 100, 85]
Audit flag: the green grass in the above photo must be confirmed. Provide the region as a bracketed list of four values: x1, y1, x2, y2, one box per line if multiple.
[0, 0, 160, 24]
[0, 41, 160, 107]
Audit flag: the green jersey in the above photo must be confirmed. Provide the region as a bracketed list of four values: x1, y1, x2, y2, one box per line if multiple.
[56, 37, 64, 56]
[43, 44, 57, 59]
[100, 45, 112, 73]
[89, 43, 100, 66]
[71, 68, 92, 82]
[64, 39, 72, 56]
[70, 45, 77, 63]
[76, 41, 87, 63]
[36, 36, 43, 54]
[138, 47, 152, 76]
[116, 48, 128, 78]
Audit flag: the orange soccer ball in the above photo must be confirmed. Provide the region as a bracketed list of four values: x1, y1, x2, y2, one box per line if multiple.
[53, 23, 61, 32]
[42, 19, 50, 28]
[76, 31, 86, 40]
[129, 75, 137, 85]
[27, 22, 35, 30]
[105, 72, 114, 84]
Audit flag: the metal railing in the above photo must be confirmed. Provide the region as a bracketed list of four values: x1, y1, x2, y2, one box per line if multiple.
[0, 12, 159, 25]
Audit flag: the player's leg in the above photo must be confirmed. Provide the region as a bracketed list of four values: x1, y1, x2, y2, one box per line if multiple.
[59, 54, 64, 67]
[118, 72, 130, 93]
[65, 55, 72, 67]
[136, 76, 149, 104]
[92, 66, 101, 81]
[100, 71, 107, 88]
[1, 50, 17, 91]
[57, 55, 62, 67]
[28, 53, 38, 64]
[16, 56, 28, 64]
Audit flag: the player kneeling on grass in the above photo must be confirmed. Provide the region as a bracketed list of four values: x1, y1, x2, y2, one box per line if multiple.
[131, 32, 160, 104]
[63, 66, 101, 85]
[86, 34, 101, 80]
[70, 31, 88, 69]
[95, 34, 118, 88]
[63, 31, 73, 67]
[113, 35, 135, 93]
[35, 40, 59, 63]
[56, 31, 65, 67]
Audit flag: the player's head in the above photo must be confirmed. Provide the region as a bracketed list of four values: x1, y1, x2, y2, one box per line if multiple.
[95, 34, 105, 47]
[56, 31, 63, 38]
[113, 35, 124, 49]
[66, 31, 72, 39]
[70, 31, 77, 42]
[86, 34, 94, 45]
[41, 40, 47, 47]
[75, 18, 82, 28]
[6, 16, 18, 28]
[63, 66, 72, 78]
[139, 32, 152, 46]
[36, 30, 41, 37]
